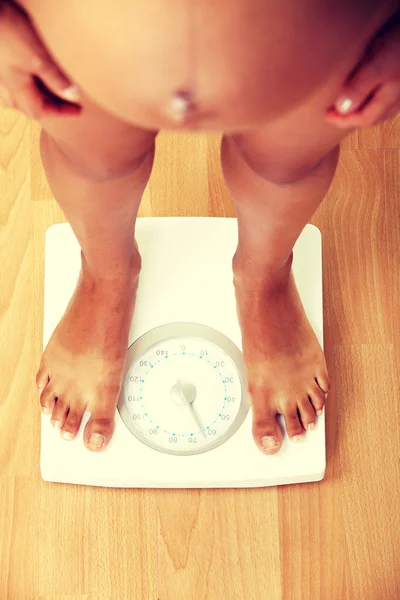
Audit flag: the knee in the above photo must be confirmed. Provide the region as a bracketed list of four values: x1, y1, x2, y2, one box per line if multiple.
[41, 130, 157, 183]
[224, 134, 337, 186]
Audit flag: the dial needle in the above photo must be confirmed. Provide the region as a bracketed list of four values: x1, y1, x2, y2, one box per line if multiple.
[176, 380, 207, 439]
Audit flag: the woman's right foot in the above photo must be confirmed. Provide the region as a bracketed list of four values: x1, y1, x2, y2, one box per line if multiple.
[36, 252, 141, 452]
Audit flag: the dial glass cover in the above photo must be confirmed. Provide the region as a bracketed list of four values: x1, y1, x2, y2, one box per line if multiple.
[117, 323, 249, 455]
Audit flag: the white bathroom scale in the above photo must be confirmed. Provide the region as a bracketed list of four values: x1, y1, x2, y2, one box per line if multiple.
[40, 217, 326, 488]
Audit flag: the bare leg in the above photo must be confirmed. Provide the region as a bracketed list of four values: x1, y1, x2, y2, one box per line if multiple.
[220, 127, 341, 455]
[36, 97, 157, 451]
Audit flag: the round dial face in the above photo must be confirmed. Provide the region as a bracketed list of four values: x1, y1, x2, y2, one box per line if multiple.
[117, 323, 249, 456]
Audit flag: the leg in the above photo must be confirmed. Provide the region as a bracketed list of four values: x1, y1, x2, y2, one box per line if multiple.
[36, 92, 158, 451]
[221, 106, 348, 455]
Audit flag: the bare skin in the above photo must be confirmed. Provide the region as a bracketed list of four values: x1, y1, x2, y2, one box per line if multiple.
[234, 261, 328, 450]
[39, 256, 139, 449]
[13, 0, 397, 453]
[36, 117, 157, 451]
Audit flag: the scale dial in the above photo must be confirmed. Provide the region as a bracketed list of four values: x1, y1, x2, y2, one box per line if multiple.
[117, 323, 249, 455]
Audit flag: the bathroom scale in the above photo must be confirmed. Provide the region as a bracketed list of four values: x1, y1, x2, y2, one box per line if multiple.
[40, 217, 326, 488]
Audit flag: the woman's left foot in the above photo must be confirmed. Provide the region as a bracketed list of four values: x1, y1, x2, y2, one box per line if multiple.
[233, 254, 330, 455]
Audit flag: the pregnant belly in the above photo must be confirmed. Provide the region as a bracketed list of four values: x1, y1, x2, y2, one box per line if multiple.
[19, 0, 391, 131]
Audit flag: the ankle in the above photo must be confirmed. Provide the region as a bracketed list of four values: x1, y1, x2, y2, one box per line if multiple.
[232, 250, 293, 288]
[80, 246, 142, 286]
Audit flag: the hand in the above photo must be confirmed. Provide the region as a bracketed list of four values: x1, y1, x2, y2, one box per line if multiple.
[325, 12, 400, 129]
[0, 2, 82, 119]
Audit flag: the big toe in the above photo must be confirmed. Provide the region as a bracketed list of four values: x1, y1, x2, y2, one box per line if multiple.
[252, 408, 283, 455]
[84, 412, 115, 452]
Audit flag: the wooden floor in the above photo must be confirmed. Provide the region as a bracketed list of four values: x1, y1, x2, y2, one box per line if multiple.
[0, 103, 399, 600]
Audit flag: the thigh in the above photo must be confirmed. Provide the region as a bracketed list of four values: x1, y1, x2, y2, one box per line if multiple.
[38, 91, 159, 180]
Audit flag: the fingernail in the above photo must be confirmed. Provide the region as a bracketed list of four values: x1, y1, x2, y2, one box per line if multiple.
[293, 434, 305, 442]
[51, 420, 61, 429]
[307, 423, 316, 431]
[89, 433, 104, 447]
[261, 436, 278, 449]
[41, 406, 51, 415]
[336, 96, 353, 114]
[62, 85, 80, 102]
[61, 431, 75, 440]
[317, 409, 323, 416]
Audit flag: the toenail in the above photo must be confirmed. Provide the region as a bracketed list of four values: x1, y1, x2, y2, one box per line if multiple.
[261, 436, 278, 449]
[51, 420, 61, 429]
[307, 423, 316, 431]
[317, 409, 323, 416]
[61, 431, 75, 440]
[89, 433, 105, 447]
[293, 434, 305, 442]
[41, 406, 51, 415]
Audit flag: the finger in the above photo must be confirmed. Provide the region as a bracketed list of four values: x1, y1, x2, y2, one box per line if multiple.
[32, 75, 83, 115]
[32, 54, 81, 103]
[13, 79, 45, 119]
[334, 59, 382, 116]
[13, 77, 82, 119]
[325, 84, 400, 129]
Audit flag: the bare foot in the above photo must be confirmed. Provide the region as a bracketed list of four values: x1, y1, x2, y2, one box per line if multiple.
[233, 254, 330, 455]
[36, 252, 140, 452]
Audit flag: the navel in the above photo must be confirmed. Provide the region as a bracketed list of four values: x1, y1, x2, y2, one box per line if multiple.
[165, 89, 196, 122]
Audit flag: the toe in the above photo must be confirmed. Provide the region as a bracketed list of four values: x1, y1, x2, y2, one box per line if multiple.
[284, 406, 306, 442]
[50, 397, 69, 430]
[315, 372, 330, 395]
[83, 412, 115, 452]
[252, 409, 283, 455]
[310, 382, 326, 416]
[40, 385, 56, 416]
[36, 365, 50, 394]
[61, 405, 85, 441]
[298, 396, 317, 431]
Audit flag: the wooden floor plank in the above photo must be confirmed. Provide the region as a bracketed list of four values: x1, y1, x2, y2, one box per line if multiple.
[342, 115, 400, 150]
[335, 344, 400, 600]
